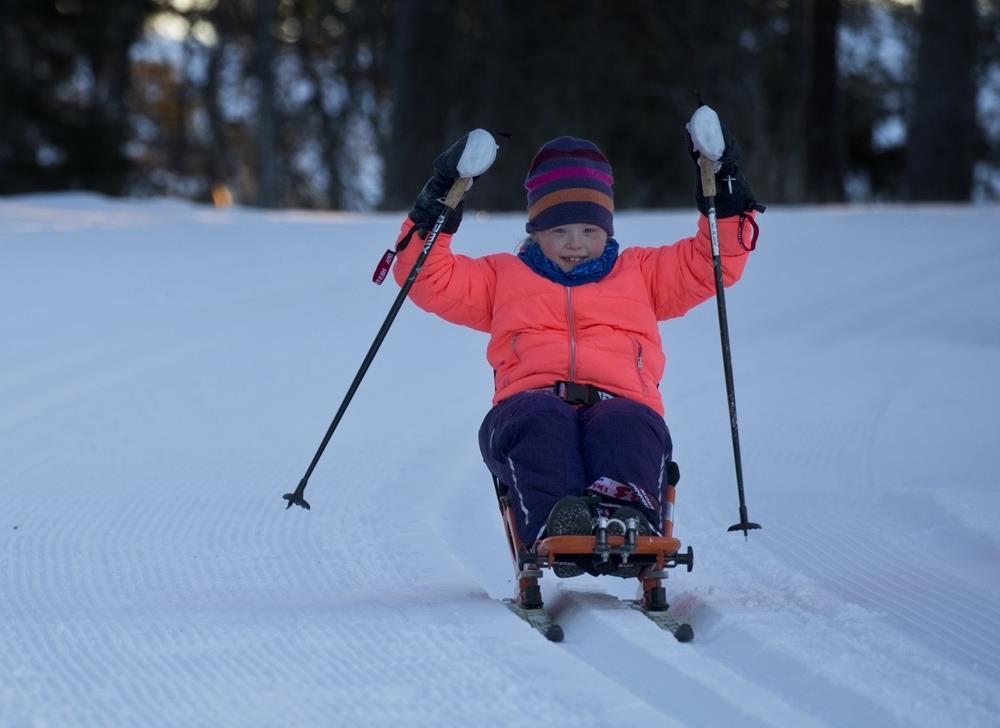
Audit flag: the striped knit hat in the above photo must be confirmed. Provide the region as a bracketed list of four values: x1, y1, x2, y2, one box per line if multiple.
[524, 136, 614, 236]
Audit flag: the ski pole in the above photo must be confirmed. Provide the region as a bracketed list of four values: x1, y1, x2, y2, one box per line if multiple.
[699, 156, 761, 539]
[283, 177, 471, 510]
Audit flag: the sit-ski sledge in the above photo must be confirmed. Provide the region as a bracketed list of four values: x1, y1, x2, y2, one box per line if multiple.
[493, 460, 694, 643]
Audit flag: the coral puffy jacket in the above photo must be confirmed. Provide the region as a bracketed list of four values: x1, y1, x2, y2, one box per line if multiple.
[392, 214, 754, 416]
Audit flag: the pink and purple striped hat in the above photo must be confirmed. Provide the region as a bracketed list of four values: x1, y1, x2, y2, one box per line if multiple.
[524, 136, 614, 236]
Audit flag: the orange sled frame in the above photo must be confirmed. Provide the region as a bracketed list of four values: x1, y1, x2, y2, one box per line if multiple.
[492, 463, 694, 615]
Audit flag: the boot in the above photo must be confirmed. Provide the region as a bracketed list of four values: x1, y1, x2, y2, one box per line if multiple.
[544, 496, 594, 578]
[605, 506, 652, 537]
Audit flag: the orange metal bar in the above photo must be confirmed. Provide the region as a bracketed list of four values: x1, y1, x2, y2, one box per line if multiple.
[535, 534, 680, 559]
[663, 482, 677, 540]
[640, 572, 661, 606]
[636, 481, 682, 605]
[498, 494, 540, 602]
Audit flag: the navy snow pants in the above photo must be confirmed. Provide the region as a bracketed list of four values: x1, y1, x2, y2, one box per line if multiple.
[479, 389, 673, 546]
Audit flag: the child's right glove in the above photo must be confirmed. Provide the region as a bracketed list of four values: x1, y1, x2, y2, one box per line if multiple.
[408, 129, 499, 235]
[687, 105, 765, 219]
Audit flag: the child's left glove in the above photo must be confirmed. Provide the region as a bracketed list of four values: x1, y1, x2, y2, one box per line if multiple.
[687, 106, 765, 219]
[409, 130, 499, 235]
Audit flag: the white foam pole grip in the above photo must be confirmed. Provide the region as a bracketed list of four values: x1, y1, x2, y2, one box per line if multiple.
[456, 129, 499, 178]
[687, 106, 725, 162]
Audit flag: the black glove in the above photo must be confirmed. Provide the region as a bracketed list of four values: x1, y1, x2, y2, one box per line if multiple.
[408, 133, 471, 235]
[691, 125, 765, 219]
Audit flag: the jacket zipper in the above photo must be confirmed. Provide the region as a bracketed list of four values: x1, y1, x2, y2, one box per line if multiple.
[565, 287, 577, 380]
[630, 336, 649, 395]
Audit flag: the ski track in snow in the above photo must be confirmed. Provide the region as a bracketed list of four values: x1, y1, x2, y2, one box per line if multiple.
[2, 196, 999, 726]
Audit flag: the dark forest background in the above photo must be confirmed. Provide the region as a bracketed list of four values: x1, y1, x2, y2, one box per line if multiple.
[1, 0, 998, 212]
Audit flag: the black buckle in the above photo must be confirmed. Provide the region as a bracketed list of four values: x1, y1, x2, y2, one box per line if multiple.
[554, 380, 602, 406]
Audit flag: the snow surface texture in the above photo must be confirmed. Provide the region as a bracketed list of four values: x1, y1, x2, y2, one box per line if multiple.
[2, 195, 999, 727]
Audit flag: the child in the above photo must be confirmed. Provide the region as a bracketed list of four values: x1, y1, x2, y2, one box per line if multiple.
[392, 110, 762, 575]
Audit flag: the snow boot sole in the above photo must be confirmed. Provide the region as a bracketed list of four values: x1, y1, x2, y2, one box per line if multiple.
[544, 496, 594, 578]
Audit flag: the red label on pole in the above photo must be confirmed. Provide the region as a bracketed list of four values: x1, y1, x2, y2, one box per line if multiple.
[372, 249, 395, 285]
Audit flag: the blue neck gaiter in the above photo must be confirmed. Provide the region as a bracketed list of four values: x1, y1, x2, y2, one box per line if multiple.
[517, 239, 620, 286]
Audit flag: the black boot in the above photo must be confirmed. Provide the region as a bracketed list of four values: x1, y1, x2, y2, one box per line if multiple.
[605, 506, 652, 537]
[544, 496, 594, 578]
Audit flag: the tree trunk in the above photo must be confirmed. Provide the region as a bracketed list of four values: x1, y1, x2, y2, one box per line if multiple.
[382, 0, 456, 211]
[907, 0, 977, 201]
[805, 0, 844, 202]
[203, 21, 232, 193]
[254, 0, 279, 208]
[78, 2, 146, 194]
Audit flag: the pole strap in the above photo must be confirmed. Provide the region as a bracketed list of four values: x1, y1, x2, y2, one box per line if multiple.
[372, 224, 421, 285]
[737, 212, 760, 251]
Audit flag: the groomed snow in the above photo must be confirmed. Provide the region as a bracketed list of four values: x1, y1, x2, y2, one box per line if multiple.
[2, 194, 998, 727]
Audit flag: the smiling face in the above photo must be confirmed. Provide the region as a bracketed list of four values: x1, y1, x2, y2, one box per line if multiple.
[534, 224, 609, 272]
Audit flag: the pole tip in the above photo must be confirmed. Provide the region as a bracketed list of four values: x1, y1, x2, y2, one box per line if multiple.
[283, 492, 311, 510]
[727, 522, 761, 539]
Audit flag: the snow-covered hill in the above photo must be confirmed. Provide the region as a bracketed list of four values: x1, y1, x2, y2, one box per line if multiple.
[2, 194, 998, 727]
